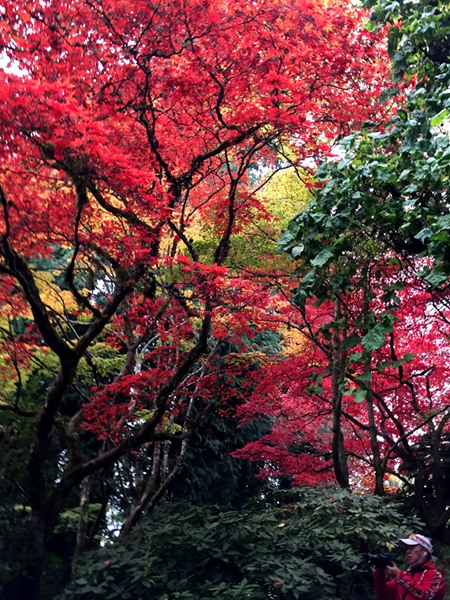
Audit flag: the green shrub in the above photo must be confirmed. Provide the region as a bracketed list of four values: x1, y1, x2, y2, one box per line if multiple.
[57, 488, 423, 600]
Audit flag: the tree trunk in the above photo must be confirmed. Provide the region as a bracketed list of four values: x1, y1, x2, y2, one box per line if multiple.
[5, 509, 49, 600]
[72, 476, 92, 574]
[331, 299, 350, 488]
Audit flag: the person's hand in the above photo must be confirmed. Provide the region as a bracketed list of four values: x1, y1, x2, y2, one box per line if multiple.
[385, 564, 401, 579]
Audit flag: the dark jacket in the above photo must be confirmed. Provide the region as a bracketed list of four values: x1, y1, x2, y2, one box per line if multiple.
[373, 561, 445, 600]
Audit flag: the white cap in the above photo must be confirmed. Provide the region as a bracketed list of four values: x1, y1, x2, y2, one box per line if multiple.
[399, 534, 432, 554]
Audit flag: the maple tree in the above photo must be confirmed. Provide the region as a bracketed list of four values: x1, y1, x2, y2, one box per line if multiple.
[0, 0, 391, 597]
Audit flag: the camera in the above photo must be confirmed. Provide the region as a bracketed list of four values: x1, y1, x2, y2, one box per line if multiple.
[365, 553, 393, 567]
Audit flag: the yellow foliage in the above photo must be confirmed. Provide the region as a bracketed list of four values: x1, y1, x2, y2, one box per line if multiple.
[279, 326, 307, 356]
[35, 271, 85, 315]
[258, 167, 311, 227]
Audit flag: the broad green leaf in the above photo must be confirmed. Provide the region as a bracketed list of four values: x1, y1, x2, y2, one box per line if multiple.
[361, 321, 392, 351]
[355, 371, 372, 382]
[310, 250, 334, 267]
[430, 108, 449, 128]
[291, 244, 305, 258]
[343, 332, 361, 349]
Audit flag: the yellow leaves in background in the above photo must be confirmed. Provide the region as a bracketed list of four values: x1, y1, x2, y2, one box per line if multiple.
[259, 167, 311, 227]
[280, 327, 307, 356]
[35, 270, 85, 317]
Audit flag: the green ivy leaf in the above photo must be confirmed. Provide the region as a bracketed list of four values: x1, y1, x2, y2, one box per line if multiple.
[310, 250, 334, 267]
[353, 388, 367, 403]
[361, 321, 392, 351]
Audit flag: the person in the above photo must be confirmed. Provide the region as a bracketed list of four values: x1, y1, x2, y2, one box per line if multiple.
[373, 533, 446, 600]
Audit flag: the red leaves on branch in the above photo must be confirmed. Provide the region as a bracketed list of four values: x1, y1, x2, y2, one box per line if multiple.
[234, 269, 450, 491]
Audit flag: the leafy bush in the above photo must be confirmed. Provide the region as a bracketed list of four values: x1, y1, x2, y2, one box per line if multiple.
[57, 488, 422, 600]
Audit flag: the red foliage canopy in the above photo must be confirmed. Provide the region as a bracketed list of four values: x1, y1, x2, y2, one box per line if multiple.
[0, 0, 390, 445]
[234, 266, 450, 506]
